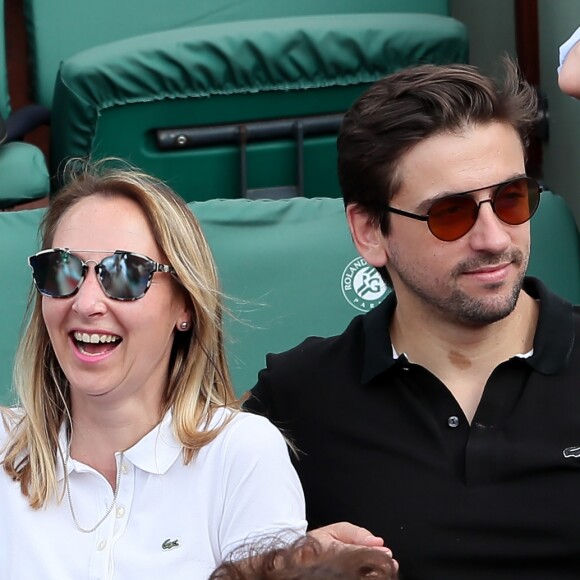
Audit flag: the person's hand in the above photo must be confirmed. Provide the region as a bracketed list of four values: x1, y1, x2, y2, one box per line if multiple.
[308, 522, 398, 574]
[308, 521, 390, 553]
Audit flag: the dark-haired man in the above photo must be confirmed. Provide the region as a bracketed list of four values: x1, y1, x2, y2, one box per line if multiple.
[246, 61, 580, 579]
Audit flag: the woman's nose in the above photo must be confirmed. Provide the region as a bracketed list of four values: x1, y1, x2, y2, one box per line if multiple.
[71, 266, 108, 315]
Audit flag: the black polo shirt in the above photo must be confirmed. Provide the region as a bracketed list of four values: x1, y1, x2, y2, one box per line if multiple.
[245, 277, 580, 580]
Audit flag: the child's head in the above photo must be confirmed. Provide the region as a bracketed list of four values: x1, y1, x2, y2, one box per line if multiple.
[210, 535, 398, 579]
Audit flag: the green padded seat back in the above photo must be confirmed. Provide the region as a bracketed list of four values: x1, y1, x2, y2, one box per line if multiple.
[0, 143, 50, 208]
[1, 191, 577, 405]
[528, 189, 580, 301]
[24, 0, 450, 109]
[191, 192, 580, 395]
[51, 13, 468, 202]
[190, 197, 389, 394]
[0, 209, 43, 406]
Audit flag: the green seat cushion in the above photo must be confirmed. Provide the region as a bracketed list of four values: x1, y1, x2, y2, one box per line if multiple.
[0, 208, 43, 405]
[25, 0, 450, 108]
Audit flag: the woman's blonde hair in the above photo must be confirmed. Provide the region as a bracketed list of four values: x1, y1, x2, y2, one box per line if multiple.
[2, 159, 238, 508]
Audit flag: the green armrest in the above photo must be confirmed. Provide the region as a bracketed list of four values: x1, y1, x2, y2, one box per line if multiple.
[1, 190, 576, 405]
[51, 13, 468, 201]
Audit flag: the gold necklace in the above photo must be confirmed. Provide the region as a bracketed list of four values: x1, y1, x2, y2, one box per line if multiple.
[62, 450, 124, 534]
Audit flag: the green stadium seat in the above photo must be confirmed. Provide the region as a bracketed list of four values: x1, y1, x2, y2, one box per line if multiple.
[24, 0, 452, 110]
[50, 13, 468, 201]
[22, 0, 466, 201]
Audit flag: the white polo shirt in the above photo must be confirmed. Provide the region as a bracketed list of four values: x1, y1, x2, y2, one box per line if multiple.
[0, 409, 306, 579]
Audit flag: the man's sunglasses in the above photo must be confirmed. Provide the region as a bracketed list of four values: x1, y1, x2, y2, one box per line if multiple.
[28, 249, 175, 301]
[384, 176, 542, 242]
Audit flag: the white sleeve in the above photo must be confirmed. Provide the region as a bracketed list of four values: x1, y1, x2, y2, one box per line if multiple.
[215, 412, 307, 558]
[559, 26, 580, 72]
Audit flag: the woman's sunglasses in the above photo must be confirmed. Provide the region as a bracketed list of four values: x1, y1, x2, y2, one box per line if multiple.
[384, 176, 542, 242]
[28, 249, 175, 301]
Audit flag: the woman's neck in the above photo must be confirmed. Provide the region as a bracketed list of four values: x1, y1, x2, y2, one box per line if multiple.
[68, 396, 163, 485]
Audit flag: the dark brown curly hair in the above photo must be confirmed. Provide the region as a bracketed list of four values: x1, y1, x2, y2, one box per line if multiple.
[210, 536, 398, 579]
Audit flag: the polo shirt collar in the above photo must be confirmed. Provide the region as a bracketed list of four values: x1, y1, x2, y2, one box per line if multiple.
[524, 276, 575, 374]
[123, 411, 182, 474]
[55, 411, 182, 481]
[360, 276, 575, 384]
[361, 292, 398, 384]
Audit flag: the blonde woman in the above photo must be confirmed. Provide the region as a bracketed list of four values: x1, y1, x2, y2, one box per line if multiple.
[0, 162, 306, 579]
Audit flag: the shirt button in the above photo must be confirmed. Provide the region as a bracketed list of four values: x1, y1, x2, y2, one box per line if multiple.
[97, 540, 107, 551]
[116, 506, 126, 518]
[121, 463, 129, 475]
[447, 416, 460, 428]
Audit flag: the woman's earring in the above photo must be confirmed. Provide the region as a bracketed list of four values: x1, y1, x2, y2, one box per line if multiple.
[179, 321, 189, 331]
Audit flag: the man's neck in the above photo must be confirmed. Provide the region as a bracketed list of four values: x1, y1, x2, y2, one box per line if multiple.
[390, 290, 539, 422]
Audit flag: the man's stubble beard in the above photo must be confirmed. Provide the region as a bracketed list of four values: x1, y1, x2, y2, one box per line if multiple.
[389, 247, 528, 326]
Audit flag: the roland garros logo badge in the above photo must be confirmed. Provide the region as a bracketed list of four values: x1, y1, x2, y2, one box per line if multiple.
[341, 257, 389, 312]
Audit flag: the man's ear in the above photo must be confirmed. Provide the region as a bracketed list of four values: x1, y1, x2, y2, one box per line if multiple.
[346, 204, 389, 268]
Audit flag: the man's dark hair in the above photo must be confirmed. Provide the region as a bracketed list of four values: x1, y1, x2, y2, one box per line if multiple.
[337, 58, 538, 235]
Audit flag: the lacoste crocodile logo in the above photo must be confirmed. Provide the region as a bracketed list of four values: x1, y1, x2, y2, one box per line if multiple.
[162, 538, 180, 551]
[563, 446, 580, 458]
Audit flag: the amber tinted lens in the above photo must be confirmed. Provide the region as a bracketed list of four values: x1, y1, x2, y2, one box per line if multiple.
[426, 178, 540, 242]
[493, 177, 540, 225]
[427, 196, 478, 241]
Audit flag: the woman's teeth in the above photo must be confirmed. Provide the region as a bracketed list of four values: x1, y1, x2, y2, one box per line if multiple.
[73, 332, 120, 344]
